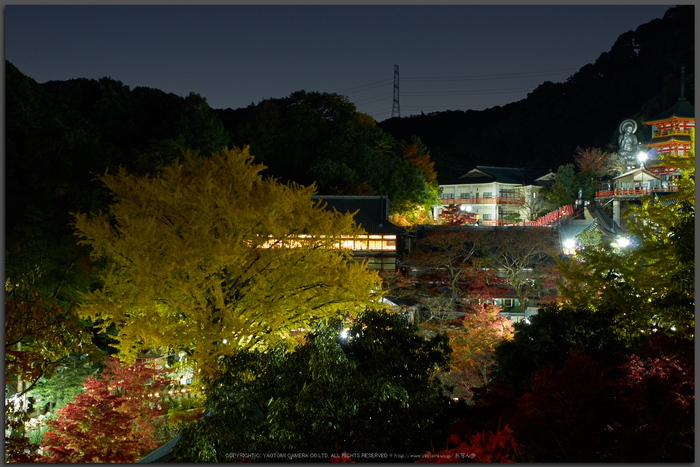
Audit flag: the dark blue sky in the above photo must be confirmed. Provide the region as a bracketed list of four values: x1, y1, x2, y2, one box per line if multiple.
[6, 5, 673, 121]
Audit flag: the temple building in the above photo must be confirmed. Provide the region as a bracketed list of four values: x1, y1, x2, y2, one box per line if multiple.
[435, 166, 555, 226]
[641, 67, 695, 182]
[310, 195, 407, 272]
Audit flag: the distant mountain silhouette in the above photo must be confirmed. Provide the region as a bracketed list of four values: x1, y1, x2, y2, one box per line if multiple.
[377, 5, 694, 182]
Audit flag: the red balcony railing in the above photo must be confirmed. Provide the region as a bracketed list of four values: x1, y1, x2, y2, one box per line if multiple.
[479, 219, 517, 226]
[595, 186, 678, 197]
[439, 196, 522, 205]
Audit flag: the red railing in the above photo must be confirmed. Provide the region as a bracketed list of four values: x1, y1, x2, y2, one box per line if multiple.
[440, 196, 522, 205]
[479, 219, 517, 227]
[524, 205, 574, 227]
[595, 186, 678, 197]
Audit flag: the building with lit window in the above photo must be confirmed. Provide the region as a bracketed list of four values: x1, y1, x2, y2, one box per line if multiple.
[435, 166, 555, 225]
[311, 195, 407, 272]
[595, 80, 691, 230]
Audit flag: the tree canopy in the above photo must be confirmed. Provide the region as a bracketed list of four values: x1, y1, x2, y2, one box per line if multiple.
[491, 303, 628, 392]
[220, 90, 439, 215]
[40, 357, 171, 463]
[72, 146, 384, 378]
[172, 308, 454, 461]
[556, 131, 695, 340]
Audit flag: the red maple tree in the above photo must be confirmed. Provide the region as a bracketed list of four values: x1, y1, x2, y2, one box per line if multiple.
[416, 419, 519, 463]
[39, 356, 171, 463]
[438, 204, 477, 226]
[385, 227, 514, 399]
[507, 334, 694, 462]
[573, 146, 623, 178]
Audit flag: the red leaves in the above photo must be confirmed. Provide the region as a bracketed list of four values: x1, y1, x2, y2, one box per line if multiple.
[507, 339, 695, 462]
[416, 420, 519, 463]
[5, 289, 95, 392]
[402, 142, 437, 185]
[573, 146, 621, 178]
[329, 443, 355, 463]
[39, 356, 171, 463]
[438, 204, 476, 226]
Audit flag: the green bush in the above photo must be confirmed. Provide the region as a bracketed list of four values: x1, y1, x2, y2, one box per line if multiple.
[491, 303, 628, 392]
[173, 308, 454, 461]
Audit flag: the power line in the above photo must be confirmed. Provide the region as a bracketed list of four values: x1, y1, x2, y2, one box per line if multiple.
[344, 66, 580, 120]
[403, 68, 579, 82]
[402, 87, 534, 97]
[337, 67, 578, 100]
[353, 94, 392, 106]
[337, 79, 392, 95]
[401, 105, 494, 111]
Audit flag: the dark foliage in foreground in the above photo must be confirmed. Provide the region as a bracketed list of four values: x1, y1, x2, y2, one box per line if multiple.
[174, 309, 459, 462]
[491, 303, 629, 392]
[467, 332, 694, 462]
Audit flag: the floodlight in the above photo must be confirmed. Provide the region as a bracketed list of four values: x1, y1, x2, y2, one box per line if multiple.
[616, 237, 631, 248]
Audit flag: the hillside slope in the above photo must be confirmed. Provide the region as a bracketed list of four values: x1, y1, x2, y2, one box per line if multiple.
[377, 5, 694, 181]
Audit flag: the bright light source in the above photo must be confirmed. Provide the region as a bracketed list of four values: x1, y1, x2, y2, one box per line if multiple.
[222, 339, 228, 345]
[460, 205, 472, 212]
[616, 237, 631, 248]
[340, 329, 348, 339]
[637, 151, 648, 162]
[563, 239, 576, 249]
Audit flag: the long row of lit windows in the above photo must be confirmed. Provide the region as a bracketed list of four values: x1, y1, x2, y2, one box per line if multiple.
[258, 235, 397, 251]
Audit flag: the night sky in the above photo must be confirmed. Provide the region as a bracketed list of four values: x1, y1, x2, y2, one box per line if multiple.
[6, 4, 673, 122]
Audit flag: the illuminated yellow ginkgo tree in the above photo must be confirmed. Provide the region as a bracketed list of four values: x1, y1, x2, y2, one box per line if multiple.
[72, 146, 383, 377]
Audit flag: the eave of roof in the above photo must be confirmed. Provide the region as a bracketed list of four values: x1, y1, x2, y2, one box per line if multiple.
[643, 99, 695, 123]
[136, 435, 180, 463]
[311, 195, 406, 236]
[445, 166, 553, 186]
[613, 167, 660, 181]
[644, 135, 692, 145]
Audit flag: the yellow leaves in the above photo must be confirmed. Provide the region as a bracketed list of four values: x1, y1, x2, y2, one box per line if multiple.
[73, 146, 382, 379]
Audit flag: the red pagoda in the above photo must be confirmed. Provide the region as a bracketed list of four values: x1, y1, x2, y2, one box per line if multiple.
[641, 66, 694, 182]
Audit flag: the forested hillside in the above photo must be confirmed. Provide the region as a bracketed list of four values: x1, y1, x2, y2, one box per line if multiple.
[5, 63, 437, 312]
[5, 5, 693, 305]
[377, 5, 694, 180]
[6, 61, 230, 308]
[215, 91, 438, 213]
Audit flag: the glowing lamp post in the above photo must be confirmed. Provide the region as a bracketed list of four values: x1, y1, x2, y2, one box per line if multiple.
[637, 151, 648, 192]
[613, 236, 631, 249]
[563, 238, 577, 255]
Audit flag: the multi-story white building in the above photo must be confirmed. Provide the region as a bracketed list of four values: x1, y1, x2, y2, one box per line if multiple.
[435, 166, 555, 225]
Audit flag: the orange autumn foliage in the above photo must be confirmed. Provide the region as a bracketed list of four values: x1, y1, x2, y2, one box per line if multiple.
[402, 142, 438, 186]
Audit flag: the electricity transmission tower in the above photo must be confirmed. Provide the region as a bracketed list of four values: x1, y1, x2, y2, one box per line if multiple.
[391, 64, 400, 118]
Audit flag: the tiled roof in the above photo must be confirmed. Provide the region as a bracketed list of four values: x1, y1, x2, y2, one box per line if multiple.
[136, 435, 180, 463]
[441, 166, 554, 186]
[613, 167, 660, 181]
[645, 134, 692, 145]
[587, 201, 626, 237]
[559, 219, 596, 244]
[644, 99, 695, 123]
[311, 195, 406, 236]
